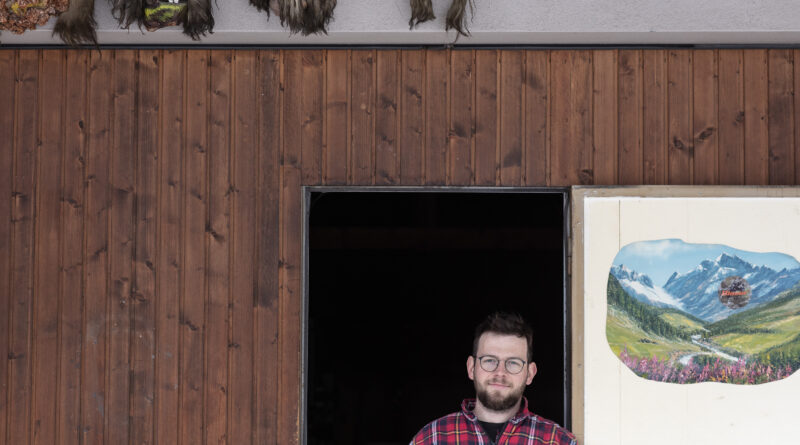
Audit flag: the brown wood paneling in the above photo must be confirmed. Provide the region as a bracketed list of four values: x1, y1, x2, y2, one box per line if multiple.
[0, 48, 14, 445]
[450, 50, 474, 186]
[642, 50, 667, 184]
[325, 50, 349, 185]
[399, 50, 424, 184]
[475, 50, 498, 185]
[618, 50, 642, 185]
[593, 50, 619, 185]
[155, 49, 183, 445]
[58, 49, 87, 445]
[524, 51, 549, 186]
[718, 50, 745, 185]
[302, 51, 324, 186]
[230, 50, 258, 445]
[499, 50, 524, 186]
[425, 49, 449, 185]
[668, 50, 693, 184]
[551, 51, 593, 185]
[351, 50, 375, 185]
[743, 50, 769, 185]
[131, 49, 158, 445]
[768, 49, 795, 185]
[205, 49, 232, 445]
[692, 50, 718, 185]
[107, 50, 135, 445]
[82, 49, 112, 445]
[376, 51, 400, 185]
[179, 49, 208, 445]
[256, 49, 282, 445]
[32, 49, 63, 445]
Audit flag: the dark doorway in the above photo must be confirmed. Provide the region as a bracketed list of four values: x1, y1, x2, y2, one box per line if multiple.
[305, 190, 569, 445]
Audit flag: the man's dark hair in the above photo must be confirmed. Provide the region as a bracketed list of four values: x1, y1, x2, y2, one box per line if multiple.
[472, 312, 534, 362]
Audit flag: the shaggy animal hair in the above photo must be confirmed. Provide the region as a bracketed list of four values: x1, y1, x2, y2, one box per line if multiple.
[445, 0, 474, 37]
[179, 0, 214, 40]
[278, 0, 335, 35]
[110, 0, 145, 28]
[408, 0, 434, 28]
[53, 0, 97, 46]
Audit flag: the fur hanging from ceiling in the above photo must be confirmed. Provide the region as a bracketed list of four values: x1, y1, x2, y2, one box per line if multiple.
[1, 0, 68, 33]
[110, 0, 213, 40]
[250, 0, 336, 35]
[53, 0, 97, 45]
[408, 0, 475, 37]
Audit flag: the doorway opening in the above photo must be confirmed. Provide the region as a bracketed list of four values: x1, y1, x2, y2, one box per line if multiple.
[304, 189, 569, 445]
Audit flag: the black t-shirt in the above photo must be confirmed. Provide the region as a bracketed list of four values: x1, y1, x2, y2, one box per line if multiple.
[478, 420, 507, 445]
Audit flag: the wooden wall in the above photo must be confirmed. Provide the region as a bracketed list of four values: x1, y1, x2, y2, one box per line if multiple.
[0, 48, 799, 444]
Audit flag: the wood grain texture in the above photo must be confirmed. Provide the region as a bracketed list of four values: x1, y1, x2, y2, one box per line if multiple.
[425, 49, 448, 185]
[692, 50, 718, 185]
[301, 51, 324, 186]
[375, 50, 400, 185]
[325, 50, 349, 185]
[617, 50, 642, 185]
[205, 49, 232, 445]
[667, 50, 692, 184]
[768, 49, 795, 185]
[593, 50, 619, 185]
[32, 49, 63, 445]
[131, 49, 159, 445]
[718, 50, 745, 185]
[524, 50, 549, 186]
[499, 50, 524, 186]
[0, 49, 14, 445]
[475, 50, 498, 185]
[449, 50, 474, 186]
[550, 51, 593, 185]
[351, 50, 375, 185]
[399, 50, 424, 184]
[642, 50, 668, 184]
[743, 50, 769, 185]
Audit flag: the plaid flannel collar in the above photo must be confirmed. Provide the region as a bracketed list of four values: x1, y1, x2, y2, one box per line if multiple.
[459, 397, 532, 425]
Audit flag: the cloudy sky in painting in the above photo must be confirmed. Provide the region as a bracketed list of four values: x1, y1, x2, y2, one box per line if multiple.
[613, 239, 800, 287]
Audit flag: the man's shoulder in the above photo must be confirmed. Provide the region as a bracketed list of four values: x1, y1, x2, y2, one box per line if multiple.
[409, 411, 471, 444]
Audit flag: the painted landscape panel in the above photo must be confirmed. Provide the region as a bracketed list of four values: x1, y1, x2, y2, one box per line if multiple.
[607, 239, 800, 384]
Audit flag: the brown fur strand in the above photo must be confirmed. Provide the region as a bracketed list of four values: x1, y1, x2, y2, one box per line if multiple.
[409, 0, 434, 28]
[53, 0, 97, 46]
[180, 0, 214, 40]
[445, 0, 474, 37]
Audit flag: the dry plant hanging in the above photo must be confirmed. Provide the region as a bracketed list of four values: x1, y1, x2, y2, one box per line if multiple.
[250, 0, 336, 35]
[113, 0, 214, 40]
[408, 0, 475, 37]
[1, 0, 68, 34]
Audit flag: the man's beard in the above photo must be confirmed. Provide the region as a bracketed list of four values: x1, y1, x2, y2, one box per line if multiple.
[475, 379, 525, 411]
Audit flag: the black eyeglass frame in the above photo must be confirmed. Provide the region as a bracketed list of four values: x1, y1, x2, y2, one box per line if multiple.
[475, 355, 528, 374]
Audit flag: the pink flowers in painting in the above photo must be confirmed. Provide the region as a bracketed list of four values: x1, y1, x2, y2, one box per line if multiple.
[618, 348, 794, 385]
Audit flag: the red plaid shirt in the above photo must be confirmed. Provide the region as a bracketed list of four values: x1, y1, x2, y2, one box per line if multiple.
[410, 398, 577, 445]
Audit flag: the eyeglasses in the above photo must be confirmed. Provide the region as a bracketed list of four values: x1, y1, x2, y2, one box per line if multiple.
[476, 355, 527, 374]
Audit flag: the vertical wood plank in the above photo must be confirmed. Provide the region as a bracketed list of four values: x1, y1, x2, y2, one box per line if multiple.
[618, 50, 643, 185]
[593, 50, 619, 185]
[0, 49, 14, 445]
[82, 49, 111, 445]
[399, 50, 424, 185]
[301, 51, 324, 186]
[255, 49, 281, 445]
[795, 49, 800, 184]
[425, 49, 448, 185]
[524, 50, 549, 186]
[718, 50, 745, 185]
[324, 51, 349, 185]
[475, 50, 498, 185]
[550, 51, 593, 185]
[550, 51, 571, 186]
[450, 50, 474, 186]
[667, 50, 692, 184]
[375, 51, 400, 185]
[107, 49, 135, 445]
[351, 50, 375, 185]
[229, 49, 257, 445]
[692, 50, 718, 185]
[205, 49, 232, 445]
[32, 49, 63, 445]
[642, 50, 668, 184]
[768, 49, 795, 185]
[743, 50, 769, 185]
[131, 49, 159, 445]
[58, 49, 87, 445]
[499, 50, 524, 186]
[155, 49, 184, 445]
[179, 49, 208, 445]
[280, 52, 303, 445]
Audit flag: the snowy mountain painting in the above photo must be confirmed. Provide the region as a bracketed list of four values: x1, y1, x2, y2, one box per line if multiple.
[607, 239, 800, 385]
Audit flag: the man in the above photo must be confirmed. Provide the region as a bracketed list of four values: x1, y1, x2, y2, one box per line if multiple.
[410, 312, 577, 445]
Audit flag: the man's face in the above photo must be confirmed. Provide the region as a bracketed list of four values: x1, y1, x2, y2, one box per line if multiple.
[467, 332, 537, 412]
